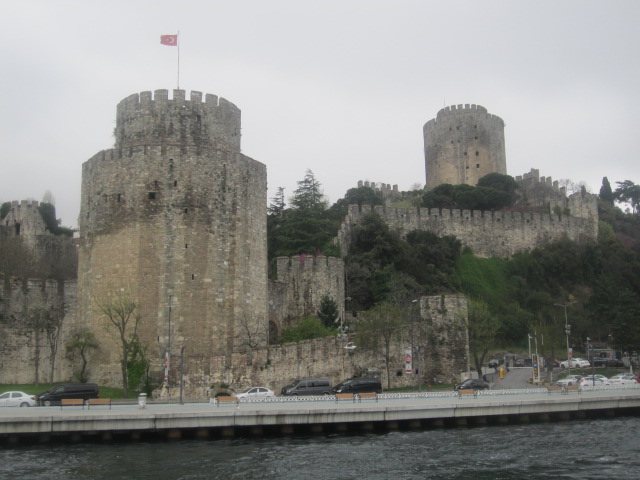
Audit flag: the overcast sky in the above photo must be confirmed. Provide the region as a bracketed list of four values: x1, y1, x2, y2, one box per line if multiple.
[2, 1, 639, 228]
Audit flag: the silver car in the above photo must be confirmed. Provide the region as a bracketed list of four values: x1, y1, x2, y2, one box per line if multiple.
[0, 391, 36, 407]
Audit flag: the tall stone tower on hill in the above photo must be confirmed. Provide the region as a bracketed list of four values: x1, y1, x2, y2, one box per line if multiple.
[423, 104, 506, 190]
[78, 89, 268, 392]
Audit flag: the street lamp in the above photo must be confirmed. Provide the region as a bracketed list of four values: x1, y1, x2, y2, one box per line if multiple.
[587, 337, 595, 386]
[555, 301, 576, 375]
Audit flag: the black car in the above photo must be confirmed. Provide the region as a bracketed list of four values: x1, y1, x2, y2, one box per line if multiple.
[453, 379, 490, 391]
[593, 358, 624, 367]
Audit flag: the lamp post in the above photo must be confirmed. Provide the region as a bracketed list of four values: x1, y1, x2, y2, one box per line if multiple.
[555, 301, 576, 375]
[587, 337, 595, 386]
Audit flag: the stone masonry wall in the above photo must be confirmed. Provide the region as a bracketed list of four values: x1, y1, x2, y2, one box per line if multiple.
[268, 255, 345, 335]
[0, 275, 78, 384]
[337, 203, 598, 259]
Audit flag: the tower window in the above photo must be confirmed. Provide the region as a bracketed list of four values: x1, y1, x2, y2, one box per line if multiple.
[476, 164, 480, 168]
[154, 180, 158, 187]
[148, 192, 156, 200]
[464, 152, 467, 156]
[466, 166, 469, 170]
[117, 194, 121, 202]
[475, 151, 479, 156]
[191, 274, 195, 280]
[174, 181, 178, 187]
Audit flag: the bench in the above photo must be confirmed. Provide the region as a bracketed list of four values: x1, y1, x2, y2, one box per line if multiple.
[88, 398, 111, 409]
[565, 385, 581, 394]
[215, 395, 239, 406]
[335, 393, 356, 403]
[60, 398, 85, 409]
[457, 388, 477, 398]
[357, 392, 378, 402]
[547, 385, 566, 395]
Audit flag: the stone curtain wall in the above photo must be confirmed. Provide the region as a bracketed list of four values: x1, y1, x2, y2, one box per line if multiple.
[78, 90, 268, 389]
[268, 255, 345, 334]
[191, 294, 468, 399]
[337, 203, 598, 259]
[419, 295, 470, 384]
[424, 104, 506, 190]
[0, 276, 78, 384]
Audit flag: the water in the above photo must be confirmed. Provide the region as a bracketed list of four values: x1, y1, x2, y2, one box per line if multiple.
[2, 417, 640, 479]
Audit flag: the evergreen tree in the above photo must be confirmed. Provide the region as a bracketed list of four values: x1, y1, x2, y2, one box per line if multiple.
[599, 177, 614, 205]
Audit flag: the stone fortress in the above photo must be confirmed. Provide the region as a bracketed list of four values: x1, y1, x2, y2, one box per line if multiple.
[0, 94, 598, 397]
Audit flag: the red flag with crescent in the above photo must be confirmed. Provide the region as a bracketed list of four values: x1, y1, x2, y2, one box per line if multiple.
[161, 34, 178, 46]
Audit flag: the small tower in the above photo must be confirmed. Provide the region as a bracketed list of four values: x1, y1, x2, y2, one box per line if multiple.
[423, 104, 506, 190]
[78, 89, 268, 393]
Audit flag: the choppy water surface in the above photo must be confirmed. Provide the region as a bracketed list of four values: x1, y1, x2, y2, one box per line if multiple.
[2, 417, 640, 479]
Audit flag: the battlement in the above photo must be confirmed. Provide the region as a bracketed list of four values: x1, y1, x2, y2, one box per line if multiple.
[11, 200, 39, 209]
[424, 103, 504, 129]
[356, 181, 399, 193]
[516, 168, 566, 194]
[276, 255, 343, 278]
[338, 202, 598, 259]
[115, 89, 241, 153]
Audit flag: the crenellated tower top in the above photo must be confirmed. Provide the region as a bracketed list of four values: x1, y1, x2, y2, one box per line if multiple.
[423, 104, 506, 190]
[115, 89, 241, 152]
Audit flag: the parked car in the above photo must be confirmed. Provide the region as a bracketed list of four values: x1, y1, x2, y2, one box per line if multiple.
[333, 378, 382, 395]
[559, 358, 590, 368]
[38, 383, 99, 406]
[514, 359, 526, 367]
[609, 373, 638, 385]
[0, 391, 36, 407]
[555, 375, 583, 386]
[453, 379, 490, 391]
[579, 376, 610, 386]
[592, 358, 624, 367]
[488, 359, 500, 368]
[235, 387, 275, 399]
[281, 379, 333, 396]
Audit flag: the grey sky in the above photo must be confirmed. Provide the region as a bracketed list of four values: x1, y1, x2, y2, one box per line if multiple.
[2, 1, 639, 227]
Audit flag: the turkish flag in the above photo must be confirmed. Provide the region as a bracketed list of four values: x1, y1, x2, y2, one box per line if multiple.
[161, 34, 178, 46]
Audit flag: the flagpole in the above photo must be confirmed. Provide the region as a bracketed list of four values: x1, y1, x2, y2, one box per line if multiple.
[177, 30, 180, 90]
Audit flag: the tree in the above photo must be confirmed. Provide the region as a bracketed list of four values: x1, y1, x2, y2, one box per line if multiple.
[355, 302, 407, 389]
[599, 177, 614, 205]
[66, 331, 99, 382]
[94, 288, 141, 398]
[127, 336, 151, 395]
[614, 180, 640, 214]
[290, 169, 327, 211]
[466, 298, 499, 379]
[267, 187, 286, 218]
[44, 304, 65, 382]
[317, 295, 340, 329]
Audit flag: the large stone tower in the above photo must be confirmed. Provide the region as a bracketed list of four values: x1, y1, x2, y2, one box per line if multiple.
[78, 89, 268, 394]
[423, 104, 506, 190]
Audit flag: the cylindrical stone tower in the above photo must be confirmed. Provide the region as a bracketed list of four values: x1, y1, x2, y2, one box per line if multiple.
[423, 104, 506, 190]
[78, 89, 268, 395]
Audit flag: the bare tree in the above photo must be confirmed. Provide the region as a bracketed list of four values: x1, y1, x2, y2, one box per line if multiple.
[44, 304, 65, 382]
[355, 302, 407, 389]
[66, 331, 99, 382]
[94, 288, 141, 398]
[466, 298, 499, 379]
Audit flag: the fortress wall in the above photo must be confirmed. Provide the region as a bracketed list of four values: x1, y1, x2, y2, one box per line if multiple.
[340, 203, 598, 258]
[0, 276, 78, 384]
[178, 296, 466, 398]
[420, 295, 469, 382]
[268, 255, 345, 334]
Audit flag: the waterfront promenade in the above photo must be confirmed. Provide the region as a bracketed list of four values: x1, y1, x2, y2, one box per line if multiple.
[2, 386, 640, 444]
